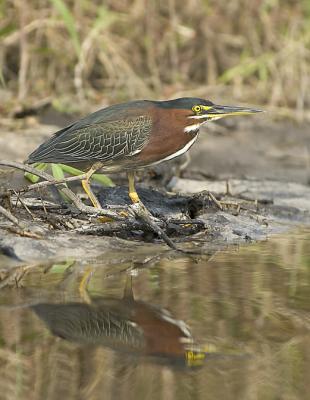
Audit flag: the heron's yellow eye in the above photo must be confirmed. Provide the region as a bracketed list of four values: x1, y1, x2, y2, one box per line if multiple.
[192, 105, 201, 113]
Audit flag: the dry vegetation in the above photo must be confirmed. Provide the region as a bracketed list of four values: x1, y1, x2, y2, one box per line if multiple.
[1, 0, 310, 114]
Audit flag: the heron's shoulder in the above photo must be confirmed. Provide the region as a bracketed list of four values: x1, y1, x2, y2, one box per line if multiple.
[58, 100, 153, 136]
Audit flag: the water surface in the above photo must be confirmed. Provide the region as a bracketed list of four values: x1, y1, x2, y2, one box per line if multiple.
[0, 229, 309, 400]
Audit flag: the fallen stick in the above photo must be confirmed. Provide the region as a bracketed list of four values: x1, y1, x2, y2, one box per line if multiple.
[74, 218, 206, 235]
[0, 160, 123, 221]
[0, 204, 22, 227]
[0, 204, 42, 239]
[19, 173, 88, 192]
[0, 160, 194, 251]
[128, 202, 179, 250]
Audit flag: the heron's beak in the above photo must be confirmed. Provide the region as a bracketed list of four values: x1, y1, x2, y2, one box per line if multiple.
[202, 104, 263, 120]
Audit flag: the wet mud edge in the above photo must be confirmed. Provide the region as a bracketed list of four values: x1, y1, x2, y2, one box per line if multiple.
[0, 177, 310, 265]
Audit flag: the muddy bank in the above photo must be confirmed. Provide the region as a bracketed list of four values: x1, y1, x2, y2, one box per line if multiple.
[0, 115, 309, 266]
[1, 178, 309, 265]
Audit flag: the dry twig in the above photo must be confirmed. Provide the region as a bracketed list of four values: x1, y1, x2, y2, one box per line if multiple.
[0, 204, 21, 227]
[0, 160, 197, 251]
[0, 160, 122, 220]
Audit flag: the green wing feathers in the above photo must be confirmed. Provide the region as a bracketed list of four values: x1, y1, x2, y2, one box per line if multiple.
[27, 115, 152, 164]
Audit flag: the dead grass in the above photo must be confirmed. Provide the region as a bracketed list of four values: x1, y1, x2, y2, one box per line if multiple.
[0, 0, 309, 113]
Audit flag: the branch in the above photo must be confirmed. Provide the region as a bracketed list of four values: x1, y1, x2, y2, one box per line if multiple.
[0, 204, 42, 239]
[0, 160, 201, 252]
[0, 160, 57, 181]
[19, 173, 88, 192]
[0, 204, 22, 227]
[0, 160, 123, 220]
[128, 202, 179, 250]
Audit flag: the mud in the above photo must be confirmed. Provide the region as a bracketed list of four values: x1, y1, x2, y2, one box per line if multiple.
[0, 113, 309, 266]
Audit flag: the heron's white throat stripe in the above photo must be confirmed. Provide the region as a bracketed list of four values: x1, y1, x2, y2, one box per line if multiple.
[150, 134, 198, 165]
[189, 115, 221, 122]
[184, 122, 202, 133]
[188, 114, 209, 119]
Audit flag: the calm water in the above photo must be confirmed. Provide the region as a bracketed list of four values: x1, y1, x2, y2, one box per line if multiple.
[0, 229, 309, 400]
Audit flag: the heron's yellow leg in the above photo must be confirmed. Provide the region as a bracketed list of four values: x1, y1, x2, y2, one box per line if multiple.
[82, 178, 113, 221]
[79, 266, 93, 303]
[81, 164, 102, 208]
[81, 163, 113, 222]
[81, 179, 101, 208]
[128, 171, 140, 203]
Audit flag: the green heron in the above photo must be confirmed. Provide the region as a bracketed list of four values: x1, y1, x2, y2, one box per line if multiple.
[26, 98, 261, 207]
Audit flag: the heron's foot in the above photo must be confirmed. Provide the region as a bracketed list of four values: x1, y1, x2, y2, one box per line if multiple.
[129, 190, 140, 204]
[86, 200, 114, 223]
[82, 188, 115, 222]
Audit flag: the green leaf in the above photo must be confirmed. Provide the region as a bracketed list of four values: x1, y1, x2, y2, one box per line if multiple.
[51, 163, 70, 202]
[59, 164, 114, 187]
[49, 0, 81, 57]
[58, 164, 85, 176]
[24, 163, 47, 183]
[92, 173, 114, 187]
[92, 5, 116, 32]
[0, 22, 16, 38]
[219, 53, 273, 83]
[51, 163, 66, 182]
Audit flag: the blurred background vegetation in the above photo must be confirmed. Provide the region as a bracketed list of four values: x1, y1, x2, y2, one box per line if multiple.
[0, 0, 310, 116]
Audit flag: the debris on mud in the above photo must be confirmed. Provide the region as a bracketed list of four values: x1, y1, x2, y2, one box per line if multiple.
[1, 167, 309, 265]
[0, 116, 310, 265]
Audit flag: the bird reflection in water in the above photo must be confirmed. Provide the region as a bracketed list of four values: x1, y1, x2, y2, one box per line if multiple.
[31, 276, 208, 367]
